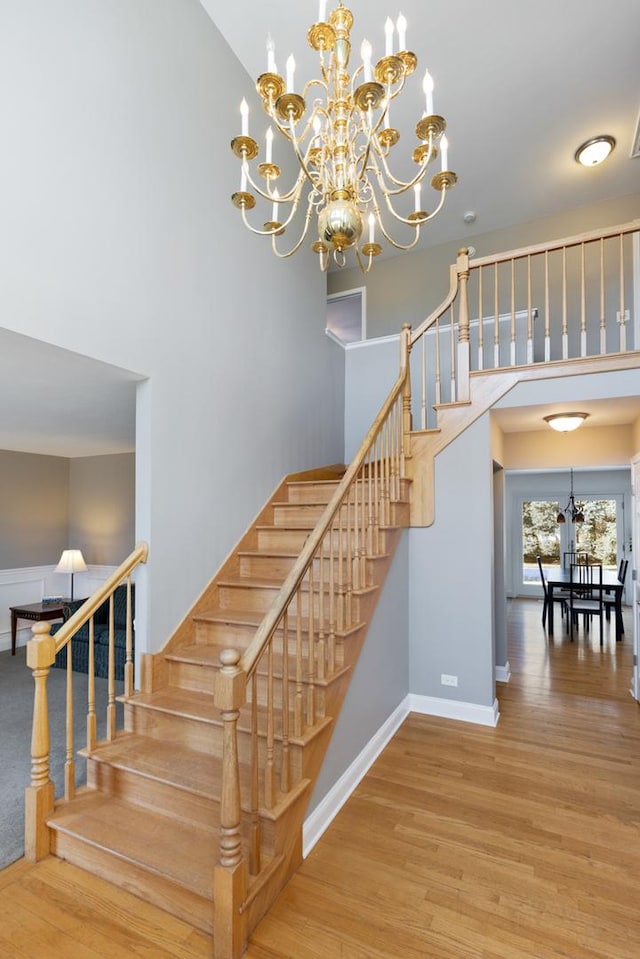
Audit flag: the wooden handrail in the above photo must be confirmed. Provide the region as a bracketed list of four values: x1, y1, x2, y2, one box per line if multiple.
[469, 218, 640, 269]
[240, 367, 408, 678]
[25, 542, 149, 864]
[52, 541, 148, 656]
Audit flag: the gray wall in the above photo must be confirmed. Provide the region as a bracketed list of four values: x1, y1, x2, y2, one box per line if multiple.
[344, 335, 400, 460]
[409, 414, 496, 707]
[309, 531, 409, 813]
[0, 449, 135, 569]
[0, 450, 69, 567]
[69, 453, 135, 565]
[328, 193, 640, 340]
[0, 1, 344, 650]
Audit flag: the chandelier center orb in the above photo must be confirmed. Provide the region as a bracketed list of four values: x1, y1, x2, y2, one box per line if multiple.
[229, 2, 457, 273]
[318, 198, 363, 251]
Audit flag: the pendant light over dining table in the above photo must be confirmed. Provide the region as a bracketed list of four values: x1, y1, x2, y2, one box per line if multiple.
[557, 468, 585, 524]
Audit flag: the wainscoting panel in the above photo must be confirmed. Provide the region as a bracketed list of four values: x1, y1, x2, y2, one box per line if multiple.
[0, 566, 117, 653]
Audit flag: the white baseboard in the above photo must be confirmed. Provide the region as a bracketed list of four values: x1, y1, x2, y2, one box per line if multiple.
[302, 697, 411, 857]
[302, 689, 500, 856]
[495, 661, 511, 683]
[408, 693, 500, 727]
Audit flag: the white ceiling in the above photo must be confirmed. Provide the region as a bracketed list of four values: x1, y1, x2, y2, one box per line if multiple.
[492, 395, 640, 434]
[4, 1, 639, 456]
[0, 329, 141, 458]
[205, 0, 640, 256]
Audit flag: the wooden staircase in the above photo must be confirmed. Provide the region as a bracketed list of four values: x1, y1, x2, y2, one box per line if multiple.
[43, 466, 410, 951]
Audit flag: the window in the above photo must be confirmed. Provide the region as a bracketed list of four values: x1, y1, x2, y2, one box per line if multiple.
[522, 500, 561, 582]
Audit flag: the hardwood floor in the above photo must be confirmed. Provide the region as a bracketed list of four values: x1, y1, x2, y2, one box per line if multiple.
[2, 599, 639, 958]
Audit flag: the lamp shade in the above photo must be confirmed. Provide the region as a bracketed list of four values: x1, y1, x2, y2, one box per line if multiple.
[543, 413, 589, 433]
[55, 549, 88, 574]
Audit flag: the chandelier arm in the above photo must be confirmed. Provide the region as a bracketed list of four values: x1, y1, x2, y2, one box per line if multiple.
[354, 245, 376, 275]
[238, 186, 307, 237]
[242, 161, 308, 206]
[372, 135, 436, 193]
[270, 196, 316, 259]
[368, 160, 448, 228]
[354, 103, 390, 183]
[368, 195, 423, 251]
[283, 113, 323, 192]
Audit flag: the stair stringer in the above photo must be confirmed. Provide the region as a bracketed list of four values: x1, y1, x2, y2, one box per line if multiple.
[407, 351, 640, 526]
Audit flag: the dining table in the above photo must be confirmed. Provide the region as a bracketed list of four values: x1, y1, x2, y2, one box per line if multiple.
[547, 568, 624, 641]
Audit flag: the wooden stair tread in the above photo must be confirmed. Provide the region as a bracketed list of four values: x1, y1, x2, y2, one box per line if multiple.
[167, 643, 353, 687]
[48, 791, 216, 898]
[81, 733, 221, 797]
[80, 733, 313, 820]
[122, 686, 334, 744]
[191, 608, 367, 638]
[217, 575, 380, 597]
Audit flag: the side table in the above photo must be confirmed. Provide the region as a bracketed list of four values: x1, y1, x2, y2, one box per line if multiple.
[9, 601, 70, 655]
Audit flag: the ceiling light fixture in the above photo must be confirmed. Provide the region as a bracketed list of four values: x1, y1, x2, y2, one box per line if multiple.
[230, 2, 457, 273]
[574, 135, 616, 167]
[544, 412, 589, 433]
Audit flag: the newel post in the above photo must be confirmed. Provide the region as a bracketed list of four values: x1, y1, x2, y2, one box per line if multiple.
[24, 621, 56, 862]
[456, 247, 471, 402]
[400, 322, 413, 475]
[213, 648, 249, 959]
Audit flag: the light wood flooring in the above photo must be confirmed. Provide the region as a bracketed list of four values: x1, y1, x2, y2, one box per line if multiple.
[2, 598, 639, 958]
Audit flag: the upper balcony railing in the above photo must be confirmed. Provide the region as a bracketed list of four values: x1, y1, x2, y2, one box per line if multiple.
[409, 220, 640, 430]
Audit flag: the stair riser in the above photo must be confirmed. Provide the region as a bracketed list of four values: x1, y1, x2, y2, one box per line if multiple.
[272, 503, 373, 527]
[285, 477, 409, 506]
[86, 759, 221, 829]
[218, 583, 370, 621]
[256, 525, 394, 553]
[84, 761, 279, 854]
[193, 619, 258, 647]
[285, 482, 339, 504]
[123, 703, 306, 781]
[49, 828, 213, 934]
[238, 552, 354, 582]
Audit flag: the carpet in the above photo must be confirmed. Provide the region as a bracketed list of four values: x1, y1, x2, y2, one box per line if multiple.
[0, 647, 123, 870]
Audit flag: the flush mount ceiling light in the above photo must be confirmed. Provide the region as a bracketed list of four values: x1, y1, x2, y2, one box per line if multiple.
[543, 412, 589, 433]
[574, 135, 616, 167]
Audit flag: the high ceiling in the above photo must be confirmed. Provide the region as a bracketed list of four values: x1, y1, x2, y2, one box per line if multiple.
[3, 1, 639, 457]
[205, 0, 639, 257]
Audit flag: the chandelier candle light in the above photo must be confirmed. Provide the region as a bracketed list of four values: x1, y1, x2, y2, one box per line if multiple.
[230, 1, 457, 273]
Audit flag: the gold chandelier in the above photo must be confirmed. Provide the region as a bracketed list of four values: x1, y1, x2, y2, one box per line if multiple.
[230, 1, 457, 273]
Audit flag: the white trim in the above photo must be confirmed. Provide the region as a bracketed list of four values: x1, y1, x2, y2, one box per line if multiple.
[345, 332, 400, 351]
[495, 661, 511, 683]
[302, 690, 500, 856]
[409, 693, 500, 727]
[325, 330, 401, 352]
[302, 697, 410, 857]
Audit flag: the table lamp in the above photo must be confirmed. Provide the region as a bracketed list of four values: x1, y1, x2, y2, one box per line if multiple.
[55, 548, 87, 600]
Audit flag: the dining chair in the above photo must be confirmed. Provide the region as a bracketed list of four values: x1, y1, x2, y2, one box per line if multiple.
[537, 557, 569, 628]
[563, 550, 589, 569]
[604, 558, 628, 632]
[569, 562, 604, 644]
